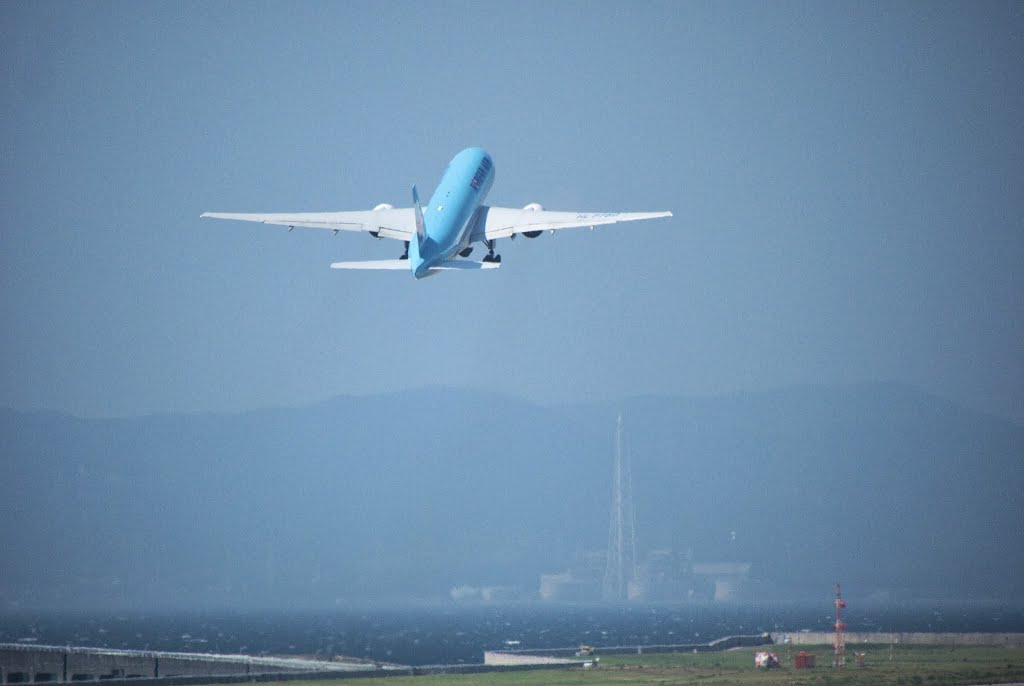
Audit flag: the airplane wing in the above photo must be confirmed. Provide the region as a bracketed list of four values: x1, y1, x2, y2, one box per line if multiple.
[200, 209, 415, 241]
[468, 207, 672, 242]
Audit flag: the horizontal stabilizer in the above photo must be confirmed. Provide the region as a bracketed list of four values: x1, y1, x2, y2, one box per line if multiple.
[329, 259, 499, 272]
[431, 259, 500, 271]
[330, 259, 410, 270]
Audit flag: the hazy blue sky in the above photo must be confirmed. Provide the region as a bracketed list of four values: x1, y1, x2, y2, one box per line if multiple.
[2, 1, 1021, 422]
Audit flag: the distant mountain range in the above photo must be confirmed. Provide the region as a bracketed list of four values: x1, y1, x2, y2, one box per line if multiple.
[1, 382, 1021, 610]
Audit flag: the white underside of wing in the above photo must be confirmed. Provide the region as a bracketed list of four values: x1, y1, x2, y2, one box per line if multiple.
[469, 207, 672, 242]
[202, 210, 415, 241]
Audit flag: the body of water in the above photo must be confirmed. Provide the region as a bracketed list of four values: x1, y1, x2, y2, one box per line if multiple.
[2, 602, 1022, 666]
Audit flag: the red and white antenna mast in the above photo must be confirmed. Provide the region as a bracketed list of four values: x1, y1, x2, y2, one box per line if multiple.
[833, 581, 847, 668]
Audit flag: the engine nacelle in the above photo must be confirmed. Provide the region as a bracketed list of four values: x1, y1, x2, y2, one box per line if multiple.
[372, 203, 394, 211]
[521, 203, 543, 237]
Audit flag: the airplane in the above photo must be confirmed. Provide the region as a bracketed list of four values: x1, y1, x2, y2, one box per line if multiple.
[201, 147, 672, 279]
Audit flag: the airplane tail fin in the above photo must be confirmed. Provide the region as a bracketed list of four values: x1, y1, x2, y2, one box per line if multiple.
[409, 185, 427, 270]
[412, 185, 426, 245]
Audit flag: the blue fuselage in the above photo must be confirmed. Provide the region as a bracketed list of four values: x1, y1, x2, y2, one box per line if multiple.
[410, 147, 494, 278]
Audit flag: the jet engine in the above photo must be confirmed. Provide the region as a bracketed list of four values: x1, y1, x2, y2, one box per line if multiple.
[368, 204, 394, 238]
[521, 203, 543, 238]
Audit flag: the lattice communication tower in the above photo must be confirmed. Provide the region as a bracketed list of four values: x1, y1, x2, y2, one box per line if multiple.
[601, 415, 637, 602]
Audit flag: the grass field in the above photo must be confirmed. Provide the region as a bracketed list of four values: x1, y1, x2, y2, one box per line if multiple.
[261, 644, 1024, 686]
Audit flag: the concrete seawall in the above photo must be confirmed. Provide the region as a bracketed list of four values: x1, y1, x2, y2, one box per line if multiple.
[0, 644, 397, 684]
[7, 633, 1022, 684]
[770, 632, 1024, 648]
[0, 644, 591, 684]
[485, 634, 772, 664]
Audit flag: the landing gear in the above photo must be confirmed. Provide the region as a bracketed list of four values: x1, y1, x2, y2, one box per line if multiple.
[482, 239, 501, 263]
[399, 241, 409, 260]
[458, 246, 473, 258]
